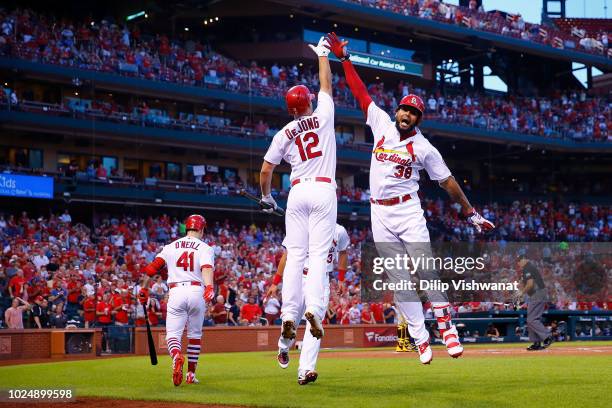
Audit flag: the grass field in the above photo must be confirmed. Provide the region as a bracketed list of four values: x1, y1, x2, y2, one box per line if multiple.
[2, 342, 611, 408]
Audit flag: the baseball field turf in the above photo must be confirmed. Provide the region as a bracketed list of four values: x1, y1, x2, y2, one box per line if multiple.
[2, 342, 611, 408]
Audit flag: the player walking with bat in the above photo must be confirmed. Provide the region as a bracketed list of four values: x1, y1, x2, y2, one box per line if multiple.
[259, 36, 337, 384]
[325, 32, 495, 364]
[141, 214, 215, 385]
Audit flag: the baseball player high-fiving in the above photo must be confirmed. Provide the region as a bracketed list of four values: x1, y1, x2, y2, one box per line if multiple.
[269, 223, 350, 385]
[326, 32, 494, 365]
[259, 36, 337, 380]
[142, 215, 215, 386]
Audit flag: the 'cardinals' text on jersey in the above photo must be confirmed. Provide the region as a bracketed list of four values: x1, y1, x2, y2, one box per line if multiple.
[156, 236, 214, 284]
[264, 92, 336, 184]
[367, 103, 451, 199]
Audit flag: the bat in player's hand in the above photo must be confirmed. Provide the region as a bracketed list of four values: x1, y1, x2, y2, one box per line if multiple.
[239, 189, 285, 217]
[142, 302, 158, 365]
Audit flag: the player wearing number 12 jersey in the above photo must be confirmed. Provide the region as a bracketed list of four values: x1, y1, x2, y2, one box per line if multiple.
[142, 214, 215, 386]
[326, 32, 495, 365]
[259, 37, 337, 362]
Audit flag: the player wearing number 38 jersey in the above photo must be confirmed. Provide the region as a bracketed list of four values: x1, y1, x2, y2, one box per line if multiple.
[326, 32, 495, 366]
[260, 37, 337, 383]
[142, 214, 215, 386]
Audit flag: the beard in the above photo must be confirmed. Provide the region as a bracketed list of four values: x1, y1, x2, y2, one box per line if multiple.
[395, 120, 416, 136]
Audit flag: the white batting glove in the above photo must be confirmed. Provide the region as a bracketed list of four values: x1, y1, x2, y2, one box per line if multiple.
[466, 210, 495, 233]
[261, 194, 278, 214]
[308, 36, 330, 57]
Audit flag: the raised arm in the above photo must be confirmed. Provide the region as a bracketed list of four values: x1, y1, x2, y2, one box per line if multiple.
[308, 37, 332, 96]
[326, 32, 372, 116]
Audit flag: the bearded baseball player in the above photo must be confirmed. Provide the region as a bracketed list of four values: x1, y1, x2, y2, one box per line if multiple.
[259, 36, 337, 367]
[141, 215, 215, 385]
[267, 223, 350, 384]
[326, 32, 495, 364]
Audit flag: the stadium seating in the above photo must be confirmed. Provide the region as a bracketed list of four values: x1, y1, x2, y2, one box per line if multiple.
[344, 0, 611, 57]
[1, 8, 609, 143]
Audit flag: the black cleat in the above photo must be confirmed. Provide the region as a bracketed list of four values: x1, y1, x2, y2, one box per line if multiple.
[526, 342, 543, 351]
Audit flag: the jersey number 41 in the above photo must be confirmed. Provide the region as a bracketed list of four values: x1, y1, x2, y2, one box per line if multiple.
[176, 251, 194, 272]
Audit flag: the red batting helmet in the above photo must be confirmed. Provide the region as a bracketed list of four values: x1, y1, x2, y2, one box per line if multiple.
[397, 94, 425, 124]
[185, 214, 206, 232]
[285, 85, 314, 116]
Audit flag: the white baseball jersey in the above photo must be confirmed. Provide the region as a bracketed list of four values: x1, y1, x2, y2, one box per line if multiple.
[282, 224, 350, 273]
[156, 236, 214, 284]
[264, 91, 336, 184]
[366, 102, 451, 199]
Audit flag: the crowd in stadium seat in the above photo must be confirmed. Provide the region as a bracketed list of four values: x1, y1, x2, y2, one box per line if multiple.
[0, 201, 609, 329]
[345, 0, 610, 57]
[1, 8, 609, 143]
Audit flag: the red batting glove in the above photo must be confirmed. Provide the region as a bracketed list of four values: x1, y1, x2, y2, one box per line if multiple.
[272, 273, 282, 286]
[325, 32, 349, 60]
[337, 268, 346, 283]
[138, 288, 148, 305]
[204, 285, 215, 302]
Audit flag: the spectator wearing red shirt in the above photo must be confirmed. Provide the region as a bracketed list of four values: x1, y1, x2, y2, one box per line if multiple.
[112, 290, 130, 326]
[8, 269, 26, 298]
[370, 302, 384, 323]
[240, 297, 262, 324]
[66, 276, 82, 314]
[209, 295, 227, 325]
[82, 293, 96, 328]
[97, 292, 114, 352]
[96, 293, 113, 326]
[361, 304, 376, 324]
[147, 297, 162, 326]
[96, 163, 108, 180]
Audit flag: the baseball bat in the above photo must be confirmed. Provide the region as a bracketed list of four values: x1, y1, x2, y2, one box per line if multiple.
[142, 302, 158, 365]
[239, 189, 285, 216]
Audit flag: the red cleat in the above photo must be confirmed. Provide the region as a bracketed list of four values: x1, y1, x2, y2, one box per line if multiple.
[172, 353, 185, 386]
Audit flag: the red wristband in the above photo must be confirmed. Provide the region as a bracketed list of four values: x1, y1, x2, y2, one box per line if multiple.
[272, 274, 282, 286]
[338, 269, 346, 282]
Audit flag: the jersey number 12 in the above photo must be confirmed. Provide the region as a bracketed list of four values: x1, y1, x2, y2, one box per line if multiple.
[295, 132, 322, 161]
[176, 251, 194, 272]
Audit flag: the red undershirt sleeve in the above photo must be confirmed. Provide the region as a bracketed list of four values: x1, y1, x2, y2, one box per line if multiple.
[144, 257, 166, 277]
[342, 60, 373, 118]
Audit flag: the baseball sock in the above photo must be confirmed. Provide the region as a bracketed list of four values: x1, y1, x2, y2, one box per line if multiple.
[432, 303, 460, 346]
[187, 338, 201, 373]
[167, 337, 181, 358]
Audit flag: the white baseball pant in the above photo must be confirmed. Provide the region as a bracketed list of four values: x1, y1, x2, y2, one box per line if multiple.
[165, 284, 205, 341]
[281, 181, 336, 321]
[278, 273, 330, 372]
[371, 195, 449, 346]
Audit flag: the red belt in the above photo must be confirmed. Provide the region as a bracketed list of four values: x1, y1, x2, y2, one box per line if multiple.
[370, 193, 412, 206]
[291, 177, 332, 187]
[168, 281, 202, 289]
